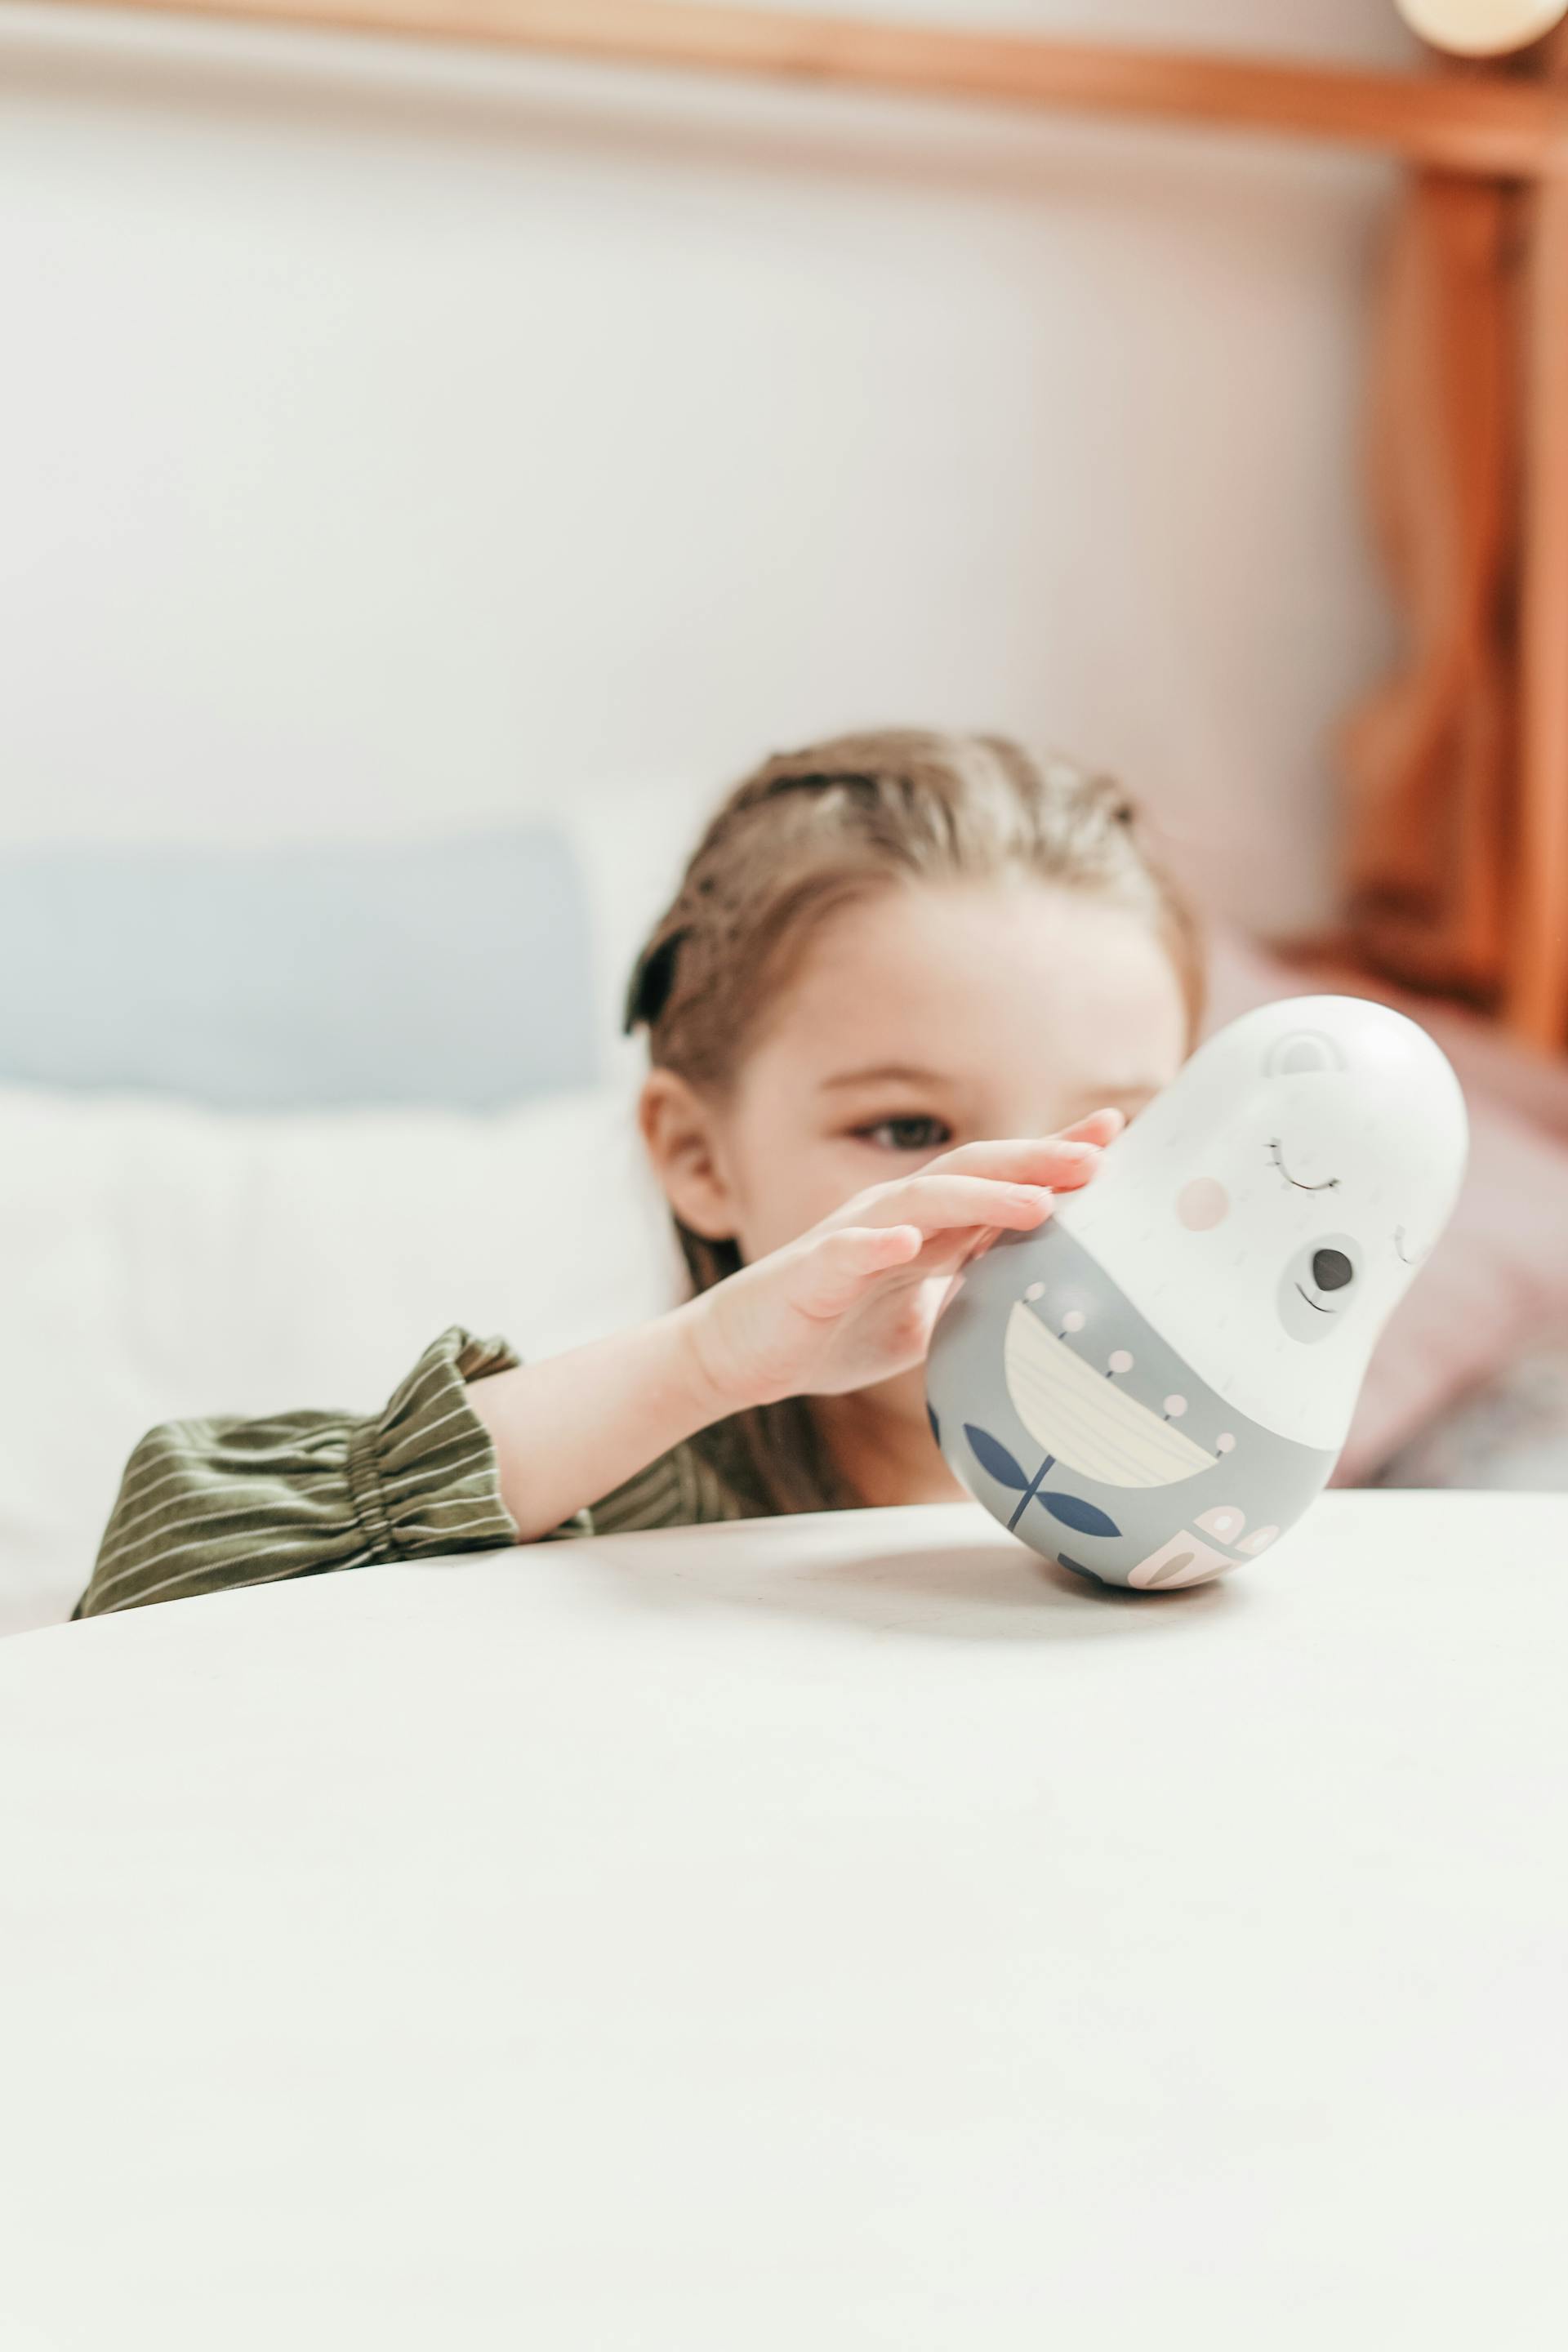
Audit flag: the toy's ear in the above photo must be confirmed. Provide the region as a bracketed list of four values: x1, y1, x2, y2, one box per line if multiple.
[1263, 1028, 1346, 1078]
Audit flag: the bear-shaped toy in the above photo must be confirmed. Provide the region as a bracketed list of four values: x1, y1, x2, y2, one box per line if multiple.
[925, 997, 1468, 1589]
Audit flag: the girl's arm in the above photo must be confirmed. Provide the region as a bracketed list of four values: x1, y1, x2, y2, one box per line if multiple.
[77, 1125, 1116, 1614]
[470, 1125, 1117, 1539]
[464, 1303, 731, 1543]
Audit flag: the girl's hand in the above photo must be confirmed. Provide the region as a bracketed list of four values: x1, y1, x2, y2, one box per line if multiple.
[684, 1111, 1124, 1413]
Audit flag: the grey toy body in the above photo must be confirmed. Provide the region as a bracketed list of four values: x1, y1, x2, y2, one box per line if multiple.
[926, 1223, 1335, 1589]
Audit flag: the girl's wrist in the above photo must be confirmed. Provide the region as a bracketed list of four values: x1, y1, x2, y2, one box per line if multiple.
[669, 1290, 756, 1428]
[470, 1299, 749, 1543]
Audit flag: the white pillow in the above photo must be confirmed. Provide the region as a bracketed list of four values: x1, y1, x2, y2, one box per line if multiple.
[0, 1082, 681, 1637]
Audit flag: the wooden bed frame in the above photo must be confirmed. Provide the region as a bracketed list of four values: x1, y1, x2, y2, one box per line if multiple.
[82, 0, 1568, 1049]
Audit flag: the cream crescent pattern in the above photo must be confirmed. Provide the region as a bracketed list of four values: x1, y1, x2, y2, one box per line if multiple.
[1003, 1303, 1216, 1490]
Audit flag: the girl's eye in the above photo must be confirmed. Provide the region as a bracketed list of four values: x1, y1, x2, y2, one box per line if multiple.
[856, 1116, 952, 1153]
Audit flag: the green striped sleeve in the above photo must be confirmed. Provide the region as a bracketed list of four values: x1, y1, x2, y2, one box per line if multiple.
[75, 1328, 521, 1619]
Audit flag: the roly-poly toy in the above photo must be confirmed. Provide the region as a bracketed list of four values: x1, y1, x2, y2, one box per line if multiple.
[925, 997, 1468, 1591]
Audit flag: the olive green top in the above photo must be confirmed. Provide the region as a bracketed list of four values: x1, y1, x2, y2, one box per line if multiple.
[74, 1326, 808, 1620]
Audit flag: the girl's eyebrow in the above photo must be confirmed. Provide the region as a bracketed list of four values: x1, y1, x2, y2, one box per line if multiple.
[820, 1062, 950, 1092]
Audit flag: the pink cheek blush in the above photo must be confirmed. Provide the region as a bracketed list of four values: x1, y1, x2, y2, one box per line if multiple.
[1176, 1177, 1229, 1231]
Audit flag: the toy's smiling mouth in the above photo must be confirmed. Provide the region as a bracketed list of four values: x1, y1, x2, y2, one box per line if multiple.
[1269, 1138, 1340, 1193]
[1294, 1282, 1336, 1315]
[1393, 1225, 1424, 1266]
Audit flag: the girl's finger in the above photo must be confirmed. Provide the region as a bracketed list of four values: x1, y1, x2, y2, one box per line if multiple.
[793, 1224, 924, 1318]
[929, 1125, 1118, 1187]
[1058, 1107, 1126, 1147]
[858, 1172, 1056, 1236]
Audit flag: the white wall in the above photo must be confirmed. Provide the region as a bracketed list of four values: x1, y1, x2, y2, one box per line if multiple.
[0, 0, 1413, 929]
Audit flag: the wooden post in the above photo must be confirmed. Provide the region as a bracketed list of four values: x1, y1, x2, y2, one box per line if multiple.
[1507, 168, 1568, 1047]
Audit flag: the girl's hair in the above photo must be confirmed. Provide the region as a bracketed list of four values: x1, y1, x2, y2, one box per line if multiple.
[625, 728, 1204, 1512]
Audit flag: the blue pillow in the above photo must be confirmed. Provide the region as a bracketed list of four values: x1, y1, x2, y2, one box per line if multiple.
[0, 829, 598, 1111]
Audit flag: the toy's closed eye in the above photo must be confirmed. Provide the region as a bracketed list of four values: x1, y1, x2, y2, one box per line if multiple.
[1393, 1225, 1428, 1266]
[1267, 1138, 1340, 1193]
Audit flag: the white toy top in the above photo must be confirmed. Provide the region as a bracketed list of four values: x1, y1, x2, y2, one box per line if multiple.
[1052, 996, 1468, 1451]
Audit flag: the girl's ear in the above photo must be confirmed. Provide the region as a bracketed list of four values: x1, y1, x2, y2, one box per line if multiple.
[638, 1069, 738, 1241]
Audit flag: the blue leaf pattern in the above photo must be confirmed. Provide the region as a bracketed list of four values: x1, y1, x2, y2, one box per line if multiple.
[964, 1423, 1030, 1491]
[1040, 1492, 1121, 1539]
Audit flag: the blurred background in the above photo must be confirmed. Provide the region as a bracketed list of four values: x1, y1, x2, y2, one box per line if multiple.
[4, 0, 1568, 1633]
[2, 0, 1410, 922]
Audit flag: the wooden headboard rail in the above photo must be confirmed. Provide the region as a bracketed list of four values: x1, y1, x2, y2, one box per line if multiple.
[60, 0, 1568, 1046]
[74, 0, 1568, 172]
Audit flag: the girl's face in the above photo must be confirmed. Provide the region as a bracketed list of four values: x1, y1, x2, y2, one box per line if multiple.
[644, 877, 1190, 1273]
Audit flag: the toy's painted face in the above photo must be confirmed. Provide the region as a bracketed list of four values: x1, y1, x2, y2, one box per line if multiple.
[1052, 999, 1468, 1450]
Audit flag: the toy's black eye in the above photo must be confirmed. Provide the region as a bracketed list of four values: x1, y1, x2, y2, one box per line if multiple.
[1312, 1247, 1354, 1292]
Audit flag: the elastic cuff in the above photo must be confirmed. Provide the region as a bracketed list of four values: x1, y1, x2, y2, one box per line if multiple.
[345, 1420, 396, 1561]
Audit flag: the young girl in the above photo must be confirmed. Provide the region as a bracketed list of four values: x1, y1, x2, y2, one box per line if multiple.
[74, 731, 1201, 1618]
